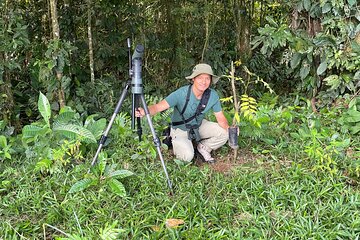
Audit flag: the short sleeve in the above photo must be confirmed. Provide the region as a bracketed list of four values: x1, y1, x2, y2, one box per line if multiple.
[211, 90, 222, 113]
[164, 86, 188, 108]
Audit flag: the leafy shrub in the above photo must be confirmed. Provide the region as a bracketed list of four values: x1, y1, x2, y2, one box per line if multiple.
[21, 92, 106, 173]
[69, 152, 134, 197]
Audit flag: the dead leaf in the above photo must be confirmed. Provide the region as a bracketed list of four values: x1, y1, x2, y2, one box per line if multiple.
[151, 225, 161, 232]
[165, 218, 185, 228]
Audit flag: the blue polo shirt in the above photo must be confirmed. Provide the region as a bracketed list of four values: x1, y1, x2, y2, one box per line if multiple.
[165, 85, 222, 131]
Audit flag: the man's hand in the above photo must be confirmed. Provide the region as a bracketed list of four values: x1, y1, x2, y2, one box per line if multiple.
[135, 107, 145, 118]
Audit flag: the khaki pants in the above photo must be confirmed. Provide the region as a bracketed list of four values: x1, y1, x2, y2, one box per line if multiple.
[170, 119, 228, 162]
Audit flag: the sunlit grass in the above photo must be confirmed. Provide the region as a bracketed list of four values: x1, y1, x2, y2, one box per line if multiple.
[2, 151, 360, 239]
[1, 104, 360, 239]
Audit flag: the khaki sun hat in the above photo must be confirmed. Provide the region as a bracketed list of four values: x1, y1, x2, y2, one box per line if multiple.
[185, 63, 220, 84]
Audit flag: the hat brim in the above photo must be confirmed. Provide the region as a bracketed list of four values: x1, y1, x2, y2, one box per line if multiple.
[185, 74, 220, 84]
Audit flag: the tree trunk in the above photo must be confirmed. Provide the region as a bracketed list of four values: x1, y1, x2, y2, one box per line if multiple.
[0, 54, 16, 125]
[87, 0, 95, 84]
[0, 0, 18, 129]
[201, 7, 210, 62]
[308, 16, 323, 113]
[49, 0, 66, 108]
[233, 0, 252, 61]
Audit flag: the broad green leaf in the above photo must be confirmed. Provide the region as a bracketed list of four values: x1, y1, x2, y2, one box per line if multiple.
[317, 61, 327, 75]
[303, 0, 311, 11]
[109, 169, 134, 179]
[322, 3, 331, 13]
[265, 16, 278, 27]
[84, 114, 98, 126]
[5, 152, 11, 159]
[38, 92, 51, 127]
[0, 135, 7, 148]
[347, 0, 356, 7]
[350, 123, 360, 134]
[349, 97, 358, 109]
[69, 178, 94, 193]
[108, 179, 126, 197]
[291, 53, 302, 69]
[354, 70, 360, 80]
[53, 111, 76, 126]
[300, 63, 310, 80]
[22, 125, 46, 139]
[86, 118, 106, 139]
[290, 132, 300, 139]
[53, 124, 96, 143]
[345, 110, 360, 123]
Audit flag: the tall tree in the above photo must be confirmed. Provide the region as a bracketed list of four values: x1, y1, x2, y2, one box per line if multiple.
[87, 0, 95, 84]
[0, 0, 29, 129]
[232, 0, 254, 61]
[49, 0, 66, 108]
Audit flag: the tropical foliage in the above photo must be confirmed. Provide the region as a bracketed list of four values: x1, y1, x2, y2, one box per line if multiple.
[0, 0, 359, 238]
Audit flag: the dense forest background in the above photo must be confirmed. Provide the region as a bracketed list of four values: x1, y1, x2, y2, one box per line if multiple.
[1, 0, 358, 129]
[1, 0, 360, 238]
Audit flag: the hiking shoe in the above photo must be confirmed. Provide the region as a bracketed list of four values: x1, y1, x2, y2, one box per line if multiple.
[196, 143, 215, 163]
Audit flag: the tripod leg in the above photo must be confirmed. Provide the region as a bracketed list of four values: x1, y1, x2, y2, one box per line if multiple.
[131, 94, 136, 130]
[132, 94, 142, 141]
[139, 94, 173, 192]
[90, 82, 130, 169]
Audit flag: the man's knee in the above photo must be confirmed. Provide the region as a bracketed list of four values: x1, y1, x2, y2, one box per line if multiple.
[219, 127, 229, 143]
[174, 149, 194, 162]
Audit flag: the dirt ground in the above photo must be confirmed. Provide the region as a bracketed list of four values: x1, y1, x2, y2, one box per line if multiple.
[194, 148, 260, 174]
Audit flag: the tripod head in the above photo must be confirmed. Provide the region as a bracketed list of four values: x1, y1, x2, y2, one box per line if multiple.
[131, 44, 144, 94]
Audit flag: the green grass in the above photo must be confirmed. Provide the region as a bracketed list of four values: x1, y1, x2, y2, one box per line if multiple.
[1, 151, 360, 239]
[1, 103, 360, 239]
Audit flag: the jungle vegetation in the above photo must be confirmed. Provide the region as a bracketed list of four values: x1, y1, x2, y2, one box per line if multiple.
[1, 0, 359, 239]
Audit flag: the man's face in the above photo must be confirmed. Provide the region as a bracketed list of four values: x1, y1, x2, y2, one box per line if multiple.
[193, 73, 211, 92]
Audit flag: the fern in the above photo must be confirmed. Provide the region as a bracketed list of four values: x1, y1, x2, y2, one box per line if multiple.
[114, 112, 131, 128]
[34, 159, 52, 173]
[160, 108, 173, 121]
[240, 94, 258, 120]
[99, 221, 124, 240]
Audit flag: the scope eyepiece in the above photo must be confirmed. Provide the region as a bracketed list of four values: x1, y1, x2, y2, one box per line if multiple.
[132, 44, 144, 60]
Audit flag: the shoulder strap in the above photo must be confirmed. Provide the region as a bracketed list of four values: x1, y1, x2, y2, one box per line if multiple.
[172, 88, 211, 126]
[180, 84, 192, 115]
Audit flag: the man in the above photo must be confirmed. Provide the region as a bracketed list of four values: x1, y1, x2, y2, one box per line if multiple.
[136, 63, 229, 163]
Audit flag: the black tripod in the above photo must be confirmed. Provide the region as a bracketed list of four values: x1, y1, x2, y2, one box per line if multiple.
[90, 40, 172, 192]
